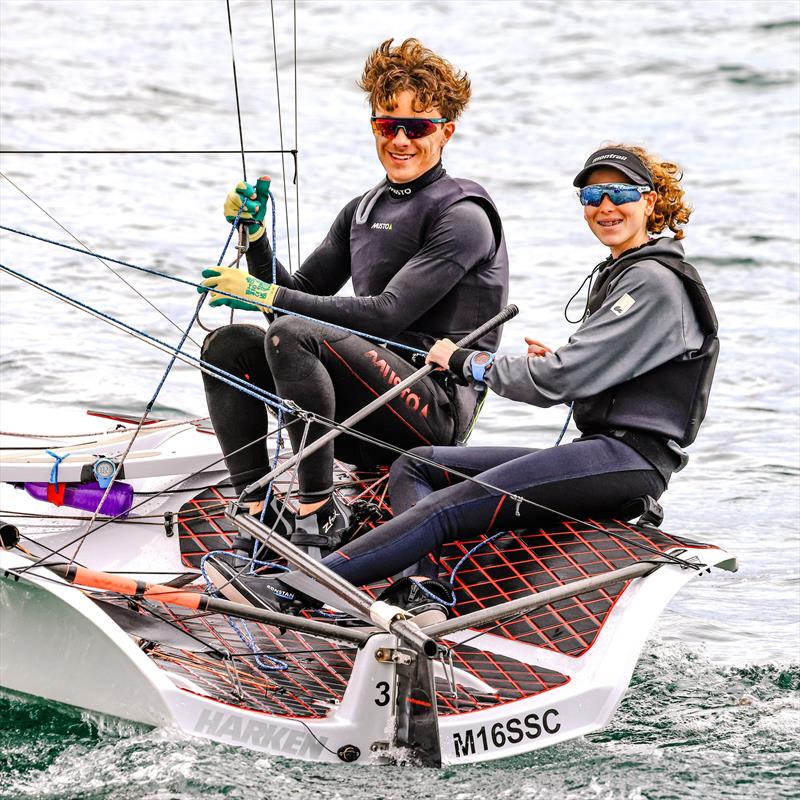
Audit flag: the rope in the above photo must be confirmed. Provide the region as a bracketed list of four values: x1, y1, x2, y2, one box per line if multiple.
[12, 421, 302, 575]
[404, 530, 512, 609]
[0, 262, 291, 413]
[556, 262, 602, 442]
[72, 292, 211, 556]
[0, 226, 427, 356]
[555, 403, 573, 446]
[0, 170, 202, 350]
[45, 450, 69, 484]
[269, 0, 294, 271]
[200, 550, 289, 672]
[225, 0, 247, 183]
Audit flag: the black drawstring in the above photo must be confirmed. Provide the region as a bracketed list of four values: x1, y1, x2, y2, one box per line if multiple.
[564, 262, 602, 324]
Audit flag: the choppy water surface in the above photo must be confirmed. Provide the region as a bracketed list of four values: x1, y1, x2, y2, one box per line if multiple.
[1, 1, 798, 798]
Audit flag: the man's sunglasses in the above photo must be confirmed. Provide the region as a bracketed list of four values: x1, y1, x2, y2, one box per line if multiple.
[370, 116, 448, 140]
[578, 183, 653, 207]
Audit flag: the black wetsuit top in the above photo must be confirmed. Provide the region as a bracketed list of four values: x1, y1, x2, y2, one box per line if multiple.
[203, 163, 509, 501]
[245, 162, 509, 355]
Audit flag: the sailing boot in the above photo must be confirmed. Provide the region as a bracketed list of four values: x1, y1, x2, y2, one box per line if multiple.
[377, 576, 455, 627]
[204, 553, 320, 614]
[290, 494, 350, 560]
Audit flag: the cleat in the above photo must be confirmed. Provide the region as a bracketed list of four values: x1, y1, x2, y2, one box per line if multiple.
[290, 494, 351, 559]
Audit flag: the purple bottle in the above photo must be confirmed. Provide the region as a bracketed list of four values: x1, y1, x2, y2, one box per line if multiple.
[21, 481, 134, 518]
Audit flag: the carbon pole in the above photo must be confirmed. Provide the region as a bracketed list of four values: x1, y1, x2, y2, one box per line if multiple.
[422, 560, 666, 639]
[240, 304, 519, 498]
[234, 512, 438, 658]
[42, 562, 368, 646]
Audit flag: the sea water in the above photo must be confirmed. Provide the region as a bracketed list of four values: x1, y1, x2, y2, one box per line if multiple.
[0, 1, 798, 798]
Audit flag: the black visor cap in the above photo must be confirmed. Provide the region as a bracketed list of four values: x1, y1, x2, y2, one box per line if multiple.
[573, 148, 654, 188]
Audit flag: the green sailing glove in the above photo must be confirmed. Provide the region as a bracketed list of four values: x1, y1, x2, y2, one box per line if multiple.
[198, 267, 279, 311]
[223, 176, 271, 242]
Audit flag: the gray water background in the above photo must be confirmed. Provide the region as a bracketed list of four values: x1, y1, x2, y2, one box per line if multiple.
[0, 0, 799, 797]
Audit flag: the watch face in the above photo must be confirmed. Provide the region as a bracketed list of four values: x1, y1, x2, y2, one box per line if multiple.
[94, 459, 115, 480]
[474, 352, 491, 365]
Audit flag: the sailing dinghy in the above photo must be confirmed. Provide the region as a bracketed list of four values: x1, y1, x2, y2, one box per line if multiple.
[0, 409, 736, 766]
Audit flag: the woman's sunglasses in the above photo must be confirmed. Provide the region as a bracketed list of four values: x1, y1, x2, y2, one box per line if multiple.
[579, 183, 653, 207]
[370, 116, 448, 140]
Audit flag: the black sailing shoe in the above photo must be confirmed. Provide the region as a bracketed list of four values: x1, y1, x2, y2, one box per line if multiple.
[377, 577, 455, 627]
[204, 553, 319, 614]
[290, 494, 351, 560]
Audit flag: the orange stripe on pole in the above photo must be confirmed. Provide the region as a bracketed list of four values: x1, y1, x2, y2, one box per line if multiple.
[72, 566, 139, 595]
[142, 585, 202, 610]
[70, 566, 202, 610]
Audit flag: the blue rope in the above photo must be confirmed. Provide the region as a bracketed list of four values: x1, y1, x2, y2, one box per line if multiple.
[555, 402, 574, 446]
[218, 204, 246, 266]
[447, 530, 509, 591]
[145, 296, 204, 412]
[0, 261, 291, 414]
[258, 407, 284, 528]
[45, 449, 69, 484]
[0, 224, 427, 356]
[405, 528, 511, 607]
[199, 550, 289, 672]
[408, 578, 457, 608]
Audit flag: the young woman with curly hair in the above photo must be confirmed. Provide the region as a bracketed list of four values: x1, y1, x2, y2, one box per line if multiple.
[207, 145, 719, 622]
[200, 39, 508, 562]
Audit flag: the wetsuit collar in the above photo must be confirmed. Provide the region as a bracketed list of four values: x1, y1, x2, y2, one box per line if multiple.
[386, 162, 444, 199]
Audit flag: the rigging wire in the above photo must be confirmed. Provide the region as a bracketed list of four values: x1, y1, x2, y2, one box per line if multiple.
[269, 0, 295, 271]
[0, 170, 203, 350]
[0, 149, 296, 155]
[0, 226, 428, 357]
[22, 210, 245, 562]
[0, 258, 700, 572]
[8, 425, 287, 573]
[70, 295, 208, 563]
[225, 0, 248, 182]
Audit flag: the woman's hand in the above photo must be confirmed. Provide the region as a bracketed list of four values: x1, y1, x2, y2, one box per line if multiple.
[525, 337, 553, 358]
[426, 338, 458, 371]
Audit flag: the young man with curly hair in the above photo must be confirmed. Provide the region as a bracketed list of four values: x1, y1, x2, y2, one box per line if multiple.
[200, 39, 509, 559]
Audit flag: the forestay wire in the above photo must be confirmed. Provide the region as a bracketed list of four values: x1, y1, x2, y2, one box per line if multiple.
[226, 0, 248, 183]
[64, 0, 257, 559]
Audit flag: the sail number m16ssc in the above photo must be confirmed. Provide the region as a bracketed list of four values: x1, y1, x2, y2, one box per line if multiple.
[452, 709, 561, 758]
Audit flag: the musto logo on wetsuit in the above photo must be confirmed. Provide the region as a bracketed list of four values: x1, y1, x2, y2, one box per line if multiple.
[364, 350, 429, 417]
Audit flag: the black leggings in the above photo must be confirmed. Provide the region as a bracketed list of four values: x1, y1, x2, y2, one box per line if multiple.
[317, 436, 668, 585]
[201, 317, 457, 502]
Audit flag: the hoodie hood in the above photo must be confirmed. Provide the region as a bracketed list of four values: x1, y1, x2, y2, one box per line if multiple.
[588, 237, 686, 316]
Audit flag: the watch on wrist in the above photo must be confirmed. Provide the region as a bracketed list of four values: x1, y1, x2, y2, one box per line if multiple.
[470, 351, 495, 383]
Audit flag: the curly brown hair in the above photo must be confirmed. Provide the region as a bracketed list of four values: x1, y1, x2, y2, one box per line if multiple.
[359, 38, 471, 121]
[606, 143, 693, 239]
